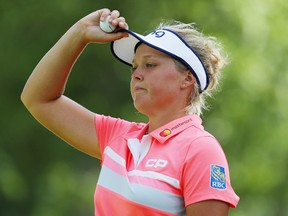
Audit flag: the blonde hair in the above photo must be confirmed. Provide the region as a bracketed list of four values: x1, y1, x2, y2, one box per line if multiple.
[156, 20, 228, 116]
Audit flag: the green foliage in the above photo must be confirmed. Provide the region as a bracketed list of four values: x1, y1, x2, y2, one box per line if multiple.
[1, 0, 287, 215]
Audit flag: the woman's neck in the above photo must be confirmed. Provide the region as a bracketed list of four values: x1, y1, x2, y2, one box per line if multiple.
[147, 109, 188, 133]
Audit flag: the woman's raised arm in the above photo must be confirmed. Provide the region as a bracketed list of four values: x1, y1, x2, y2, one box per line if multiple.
[21, 9, 128, 158]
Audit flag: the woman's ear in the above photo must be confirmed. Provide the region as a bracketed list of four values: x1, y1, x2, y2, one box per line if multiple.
[181, 71, 195, 89]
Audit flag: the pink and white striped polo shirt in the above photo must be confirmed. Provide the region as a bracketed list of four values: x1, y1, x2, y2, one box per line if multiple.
[94, 114, 239, 215]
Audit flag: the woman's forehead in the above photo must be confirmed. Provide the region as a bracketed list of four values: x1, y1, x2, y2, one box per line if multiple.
[133, 44, 172, 62]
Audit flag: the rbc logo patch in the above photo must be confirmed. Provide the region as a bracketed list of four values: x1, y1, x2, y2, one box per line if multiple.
[210, 165, 226, 190]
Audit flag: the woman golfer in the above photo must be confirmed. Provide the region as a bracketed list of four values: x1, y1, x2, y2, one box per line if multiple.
[21, 8, 239, 216]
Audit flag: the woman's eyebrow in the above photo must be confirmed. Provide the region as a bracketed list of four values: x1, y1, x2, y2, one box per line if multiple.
[132, 55, 154, 64]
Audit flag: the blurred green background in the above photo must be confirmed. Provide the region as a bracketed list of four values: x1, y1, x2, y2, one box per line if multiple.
[1, 0, 287, 215]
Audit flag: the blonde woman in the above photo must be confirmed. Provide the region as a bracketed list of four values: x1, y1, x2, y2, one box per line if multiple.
[21, 8, 239, 216]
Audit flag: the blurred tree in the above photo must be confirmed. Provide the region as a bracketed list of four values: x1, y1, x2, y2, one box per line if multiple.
[0, 0, 287, 215]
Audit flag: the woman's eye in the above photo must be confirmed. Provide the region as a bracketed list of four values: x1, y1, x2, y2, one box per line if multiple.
[130, 64, 155, 73]
[145, 63, 155, 68]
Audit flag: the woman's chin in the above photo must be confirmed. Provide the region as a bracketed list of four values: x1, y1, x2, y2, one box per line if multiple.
[133, 100, 150, 115]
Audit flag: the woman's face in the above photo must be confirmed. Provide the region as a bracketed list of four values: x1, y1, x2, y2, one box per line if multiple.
[130, 44, 192, 117]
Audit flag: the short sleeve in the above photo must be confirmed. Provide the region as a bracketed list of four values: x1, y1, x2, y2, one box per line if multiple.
[181, 136, 239, 208]
[95, 114, 146, 157]
[95, 114, 131, 155]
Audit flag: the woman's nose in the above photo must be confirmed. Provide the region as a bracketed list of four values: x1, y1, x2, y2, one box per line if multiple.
[131, 67, 144, 80]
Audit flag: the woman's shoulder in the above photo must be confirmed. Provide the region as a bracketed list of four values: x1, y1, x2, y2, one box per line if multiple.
[95, 114, 147, 133]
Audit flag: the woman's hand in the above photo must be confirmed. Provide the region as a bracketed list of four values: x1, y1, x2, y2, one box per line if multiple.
[76, 8, 129, 44]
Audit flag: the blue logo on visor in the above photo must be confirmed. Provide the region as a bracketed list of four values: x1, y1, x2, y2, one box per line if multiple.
[150, 30, 165, 38]
[210, 165, 226, 190]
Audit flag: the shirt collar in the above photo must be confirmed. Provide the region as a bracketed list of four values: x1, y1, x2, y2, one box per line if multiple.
[123, 123, 149, 141]
[149, 115, 203, 144]
[123, 115, 203, 143]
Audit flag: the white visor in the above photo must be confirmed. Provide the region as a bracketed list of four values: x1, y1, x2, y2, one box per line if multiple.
[111, 29, 209, 92]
